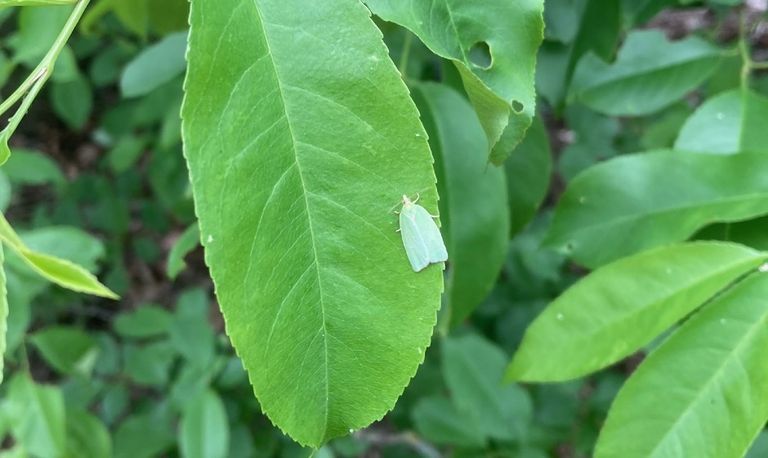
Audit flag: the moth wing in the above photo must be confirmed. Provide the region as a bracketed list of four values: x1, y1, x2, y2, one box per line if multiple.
[400, 206, 430, 272]
[411, 204, 448, 263]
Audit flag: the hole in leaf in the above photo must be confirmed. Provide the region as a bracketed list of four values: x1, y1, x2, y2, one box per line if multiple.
[469, 41, 492, 69]
[512, 100, 524, 113]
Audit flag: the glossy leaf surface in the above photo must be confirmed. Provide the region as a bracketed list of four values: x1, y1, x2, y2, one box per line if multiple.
[508, 243, 766, 382]
[571, 30, 722, 116]
[596, 272, 768, 458]
[675, 88, 768, 154]
[547, 151, 768, 268]
[183, 0, 442, 446]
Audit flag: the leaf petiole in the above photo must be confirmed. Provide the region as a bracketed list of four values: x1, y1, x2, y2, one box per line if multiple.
[0, 0, 90, 164]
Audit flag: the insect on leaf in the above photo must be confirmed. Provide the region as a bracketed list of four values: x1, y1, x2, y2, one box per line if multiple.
[399, 195, 448, 272]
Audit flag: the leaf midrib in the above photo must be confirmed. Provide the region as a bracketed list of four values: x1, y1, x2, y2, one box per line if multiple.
[644, 293, 768, 457]
[580, 53, 718, 92]
[558, 191, 768, 245]
[439, 0, 469, 64]
[251, 0, 331, 438]
[545, 254, 762, 351]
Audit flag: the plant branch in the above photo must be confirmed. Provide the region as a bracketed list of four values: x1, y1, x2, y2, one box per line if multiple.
[0, 0, 90, 119]
[398, 32, 413, 80]
[0, 0, 78, 6]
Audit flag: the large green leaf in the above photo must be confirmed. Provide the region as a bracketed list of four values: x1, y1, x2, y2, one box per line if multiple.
[675, 88, 768, 154]
[182, 0, 442, 446]
[505, 116, 551, 235]
[507, 242, 767, 382]
[596, 272, 768, 458]
[547, 151, 768, 268]
[179, 390, 230, 458]
[570, 30, 723, 116]
[365, 0, 544, 163]
[416, 83, 508, 325]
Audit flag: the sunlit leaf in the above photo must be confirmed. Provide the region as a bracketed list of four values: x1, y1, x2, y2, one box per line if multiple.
[183, 0, 442, 446]
[675, 88, 768, 154]
[508, 242, 767, 382]
[596, 272, 768, 458]
[547, 151, 768, 268]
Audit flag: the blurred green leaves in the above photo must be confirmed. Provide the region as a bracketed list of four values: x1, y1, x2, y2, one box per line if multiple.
[547, 151, 768, 268]
[120, 31, 186, 98]
[570, 30, 723, 115]
[413, 335, 533, 451]
[416, 83, 509, 326]
[30, 326, 98, 375]
[179, 390, 229, 458]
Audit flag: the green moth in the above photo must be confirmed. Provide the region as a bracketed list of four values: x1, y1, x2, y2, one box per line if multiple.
[399, 194, 448, 272]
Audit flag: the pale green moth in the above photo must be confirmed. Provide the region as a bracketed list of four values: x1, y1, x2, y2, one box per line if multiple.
[398, 194, 448, 272]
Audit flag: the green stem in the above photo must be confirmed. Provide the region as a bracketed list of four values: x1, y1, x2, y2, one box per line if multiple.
[0, 0, 77, 6]
[735, 11, 768, 87]
[398, 32, 413, 79]
[751, 61, 768, 70]
[0, 0, 90, 119]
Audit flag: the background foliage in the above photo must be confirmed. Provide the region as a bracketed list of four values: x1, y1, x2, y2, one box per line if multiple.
[1, 0, 768, 457]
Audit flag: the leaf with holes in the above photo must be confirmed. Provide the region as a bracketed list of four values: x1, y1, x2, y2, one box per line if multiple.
[182, 0, 442, 447]
[365, 0, 544, 164]
[596, 272, 768, 458]
[546, 151, 768, 268]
